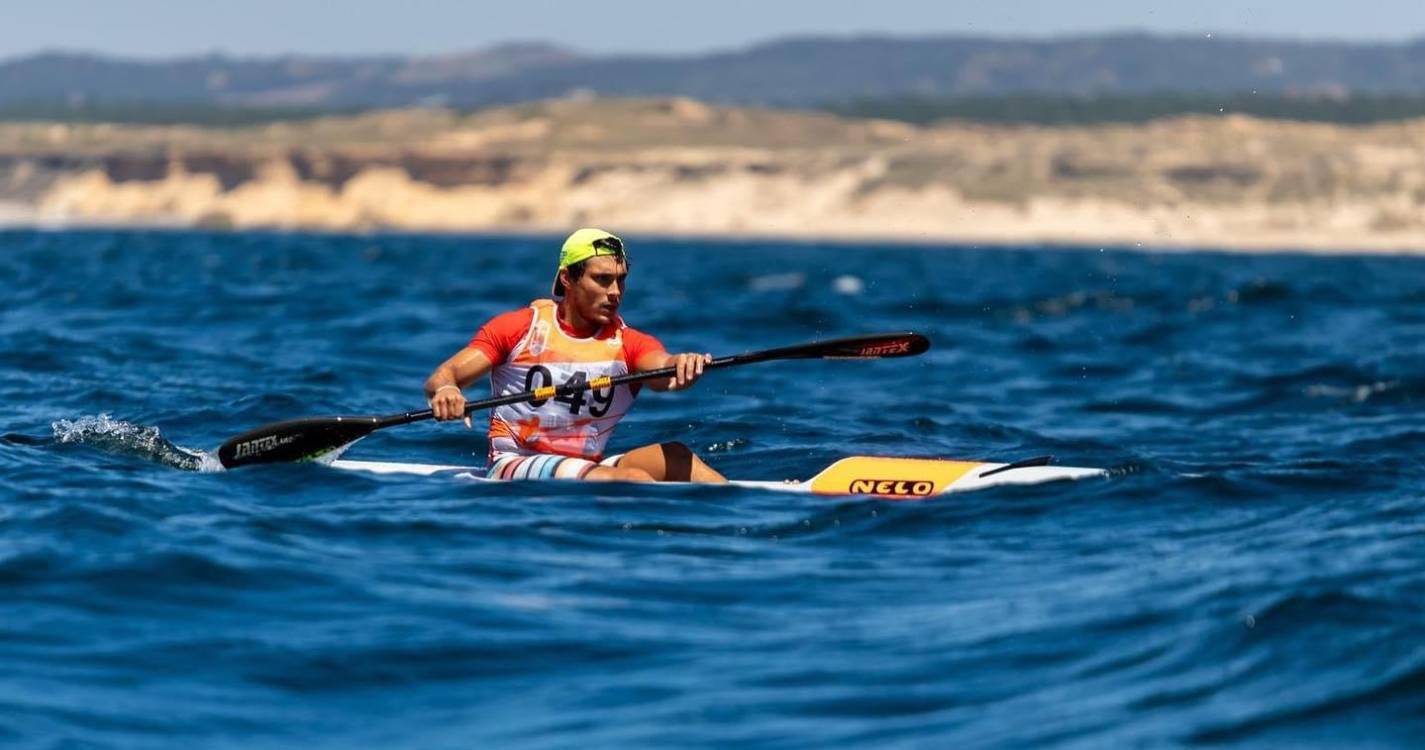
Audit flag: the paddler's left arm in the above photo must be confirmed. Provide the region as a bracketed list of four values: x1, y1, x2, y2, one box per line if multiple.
[637, 351, 713, 392]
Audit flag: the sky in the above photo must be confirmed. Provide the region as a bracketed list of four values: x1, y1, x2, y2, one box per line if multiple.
[5, 0, 1425, 60]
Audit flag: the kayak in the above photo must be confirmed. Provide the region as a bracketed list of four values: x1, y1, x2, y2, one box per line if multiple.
[213, 333, 1102, 497]
[329, 454, 1105, 498]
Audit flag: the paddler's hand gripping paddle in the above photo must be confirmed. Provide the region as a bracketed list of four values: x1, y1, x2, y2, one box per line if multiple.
[217, 332, 930, 469]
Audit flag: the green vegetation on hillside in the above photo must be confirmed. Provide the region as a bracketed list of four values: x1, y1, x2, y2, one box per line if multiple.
[824, 92, 1425, 126]
[8, 92, 1425, 128]
[0, 100, 361, 126]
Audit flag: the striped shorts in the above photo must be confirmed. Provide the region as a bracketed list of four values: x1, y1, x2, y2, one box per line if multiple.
[485, 451, 624, 481]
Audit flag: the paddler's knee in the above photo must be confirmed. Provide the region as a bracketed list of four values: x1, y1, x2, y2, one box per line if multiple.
[660, 441, 692, 460]
[665, 441, 726, 483]
[656, 441, 695, 481]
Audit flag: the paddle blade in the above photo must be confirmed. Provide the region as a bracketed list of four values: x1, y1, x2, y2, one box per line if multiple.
[217, 416, 383, 469]
[804, 332, 930, 360]
[728, 332, 930, 365]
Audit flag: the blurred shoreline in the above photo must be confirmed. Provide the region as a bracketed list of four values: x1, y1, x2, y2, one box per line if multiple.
[4, 98, 1424, 255]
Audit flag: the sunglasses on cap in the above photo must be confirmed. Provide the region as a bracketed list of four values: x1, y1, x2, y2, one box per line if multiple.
[591, 236, 624, 255]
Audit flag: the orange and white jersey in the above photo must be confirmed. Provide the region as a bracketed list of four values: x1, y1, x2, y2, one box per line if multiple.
[485, 300, 643, 460]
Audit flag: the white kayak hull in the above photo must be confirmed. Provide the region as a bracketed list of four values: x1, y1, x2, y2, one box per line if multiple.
[329, 455, 1104, 498]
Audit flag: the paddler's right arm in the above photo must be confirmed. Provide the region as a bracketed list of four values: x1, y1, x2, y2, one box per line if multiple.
[424, 347, 495, 427]
[429, 308, 527, 427]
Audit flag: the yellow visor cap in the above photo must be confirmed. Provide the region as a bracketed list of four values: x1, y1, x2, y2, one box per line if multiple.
[552, 228, 625, 296]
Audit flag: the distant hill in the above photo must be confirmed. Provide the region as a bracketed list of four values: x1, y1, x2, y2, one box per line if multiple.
[0, 42, 577, 108]
[4, 33, 1425, 116]
[5, 98, 1425, 251]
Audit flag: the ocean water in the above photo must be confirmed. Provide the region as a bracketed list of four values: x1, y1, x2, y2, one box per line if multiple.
[2, 228, 1424, 749]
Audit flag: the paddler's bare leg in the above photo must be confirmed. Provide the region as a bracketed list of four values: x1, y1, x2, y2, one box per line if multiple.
[584, 465, 655, 482]
[611, 441, 727, 483]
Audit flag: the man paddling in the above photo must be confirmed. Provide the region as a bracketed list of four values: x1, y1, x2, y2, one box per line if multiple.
[424, 229, 727, 484]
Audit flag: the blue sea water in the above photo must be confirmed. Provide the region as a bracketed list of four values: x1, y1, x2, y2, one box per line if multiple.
[2, 228, 1424, 749]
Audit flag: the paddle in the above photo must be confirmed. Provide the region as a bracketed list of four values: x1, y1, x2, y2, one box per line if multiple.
[217, 331, 930, 469]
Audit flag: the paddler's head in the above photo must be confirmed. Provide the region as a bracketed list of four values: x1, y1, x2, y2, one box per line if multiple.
[552, 228, 629, 328]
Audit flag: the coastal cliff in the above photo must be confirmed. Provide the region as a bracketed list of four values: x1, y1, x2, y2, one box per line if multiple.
[4, 98, 1424, 252]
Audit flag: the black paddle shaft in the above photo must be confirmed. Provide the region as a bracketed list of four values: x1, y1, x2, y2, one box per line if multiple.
[217, 332, 929, 468]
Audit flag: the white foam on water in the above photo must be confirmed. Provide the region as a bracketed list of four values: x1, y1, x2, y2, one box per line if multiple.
[832, 274, 865, 295]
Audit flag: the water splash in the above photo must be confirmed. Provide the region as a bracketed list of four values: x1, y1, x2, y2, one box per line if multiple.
[51, 414, 221, 472]
[705, 437, 752, 453]
[1304, 380, 1399, 403]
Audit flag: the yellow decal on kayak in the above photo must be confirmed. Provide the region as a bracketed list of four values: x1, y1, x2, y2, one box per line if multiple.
[809, 457, 982, 499]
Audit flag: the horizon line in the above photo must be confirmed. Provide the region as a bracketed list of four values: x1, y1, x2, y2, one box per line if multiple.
[4, 27, 1424, 66]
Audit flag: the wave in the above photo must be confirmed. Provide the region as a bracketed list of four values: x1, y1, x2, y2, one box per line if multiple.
[1187, 590, 1425, 744]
